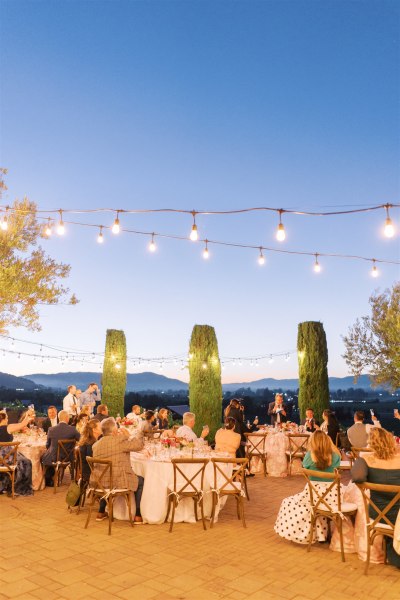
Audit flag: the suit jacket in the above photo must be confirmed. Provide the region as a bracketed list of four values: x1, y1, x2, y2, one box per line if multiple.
[301, 418, 319, 433]
[91, 433, 144, 491]
[268, 402, 288, 426]
[42, 416, 59, 434]
[347, 422, 368, 448]
[42, 422, 80, 465]
[92, 413, 107, 422]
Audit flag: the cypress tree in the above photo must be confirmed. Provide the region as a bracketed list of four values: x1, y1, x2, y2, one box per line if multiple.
[188, 325, 222, 442]
[102, 329, 127, 417]
[297, 321, 329, 422]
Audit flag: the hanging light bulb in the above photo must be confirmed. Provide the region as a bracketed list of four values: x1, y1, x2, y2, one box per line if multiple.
[44, 218, 52, 237]
[57, 210, 65, 235]
[203, 239, 209, 259]
[371, 260, 379, 278]
[202, 362, 207, 369]
[190, 211, 198, 241]
[238, 358, 242, 366]
[285, 353, 290, 361]
[97, 226, 104, 244]
[313, 253, 321, 273]
[255, 360, 259, 367]
[112, 211, 120, 234]
[383, 204, 395, 238]
[149, 233, 156, 252]
[115, 363, 121, 370]
[269, 355, 274, 364]
[1, 211, 8, 231]
[276, 210, 286, 242]
[258, 247, 265, 265]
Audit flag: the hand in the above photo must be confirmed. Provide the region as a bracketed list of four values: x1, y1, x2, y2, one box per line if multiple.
[253, 418, 259, 425]
[371, 415, 378, 422]
[201, 426, 209, 438]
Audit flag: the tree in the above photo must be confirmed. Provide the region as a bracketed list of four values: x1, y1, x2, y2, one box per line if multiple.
[297, 321, 330, 421]
[0, 170, 77, 334]
[188, 324, 222, 441]
[342, 283, 400, 390]
[102, 329, 127, 417]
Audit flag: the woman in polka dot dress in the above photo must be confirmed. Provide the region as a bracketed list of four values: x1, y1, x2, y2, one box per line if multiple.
[274, 431, 341, 544]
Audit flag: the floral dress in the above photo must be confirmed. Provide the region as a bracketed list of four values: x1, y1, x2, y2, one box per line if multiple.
[0, 426, 33, 496]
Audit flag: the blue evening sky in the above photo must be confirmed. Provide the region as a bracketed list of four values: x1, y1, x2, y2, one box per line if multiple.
[1, 0, 399, 382]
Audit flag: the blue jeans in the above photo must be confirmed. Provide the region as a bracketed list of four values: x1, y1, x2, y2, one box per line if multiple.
[99, 475, 144, 516]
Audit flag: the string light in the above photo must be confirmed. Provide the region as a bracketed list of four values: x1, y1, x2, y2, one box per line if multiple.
[57, 210, 65, 235]
[202, 362, 208, 369]
[190, 211, 198, 241]
[313, 253, 321, 273]
[258, 247, 265, 265]
[203, 239, 209, 259]
[384, 204, 395, 238]
[269, 355, 274, 364]
[115, 363, 121, 370]
[97, 226, 104, 244]
[44, 218, 52, 237]
[1, 209, 8, 231]
[371, 260, 379, 278]
[112, 211, 120, 234]
[149, 233, 156, 252]
[276, 210, 286, 242]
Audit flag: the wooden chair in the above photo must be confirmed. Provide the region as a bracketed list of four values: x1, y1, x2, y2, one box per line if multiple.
[356, 481, 400, 574]
[84, 457, 134, 535]
[72, 446, 88, 513]
[210, 458, 248, 528]
[0, 442, 20, 499]
[286, 434, 309, 476]
[40, 439, 77, 494]
[165, 458, 208, 533]
[244, 433, 268, 477]
[351, 446, 373, 460]
[302, 468, 358, 562]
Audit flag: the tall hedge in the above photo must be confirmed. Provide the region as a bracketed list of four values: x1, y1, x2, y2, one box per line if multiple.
[102, 329, 127, 417]
[188, 325, 222, 441]
[297, 321, 329, 422]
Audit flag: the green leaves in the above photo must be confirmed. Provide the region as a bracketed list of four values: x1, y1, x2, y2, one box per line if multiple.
[297, 321, 330, 421]
[102, 329, 127, 417]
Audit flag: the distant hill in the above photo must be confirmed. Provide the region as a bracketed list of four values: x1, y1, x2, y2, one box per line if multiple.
[222, 374, 375, 392]
[0, 372, 42, 391]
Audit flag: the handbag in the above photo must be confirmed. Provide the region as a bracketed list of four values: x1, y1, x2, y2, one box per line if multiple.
[65, 480, 82, 507]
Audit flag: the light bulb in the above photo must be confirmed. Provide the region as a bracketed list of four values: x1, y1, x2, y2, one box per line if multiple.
[384, 217, 395, 238]
[112, 213, 120, 234]
[190, 223, 198, 241]
[97, 227, 104, 243]
[57, 210, 65, 235]
[258, 248, 265, 265]
[202, 362, 207, 369]
[371, 261, 379, 278]
[203, 241, 209, 259]
[285, 354, 290, 361]
[45, 219, 52, 237]
[115, 363, 121, 370]
[269, 355, 274, 364]
[276, 211, 286, 241]
[149, 235, 156, 252]
[1, 216, 8, 231]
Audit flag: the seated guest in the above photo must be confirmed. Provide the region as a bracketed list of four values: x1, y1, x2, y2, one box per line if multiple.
[351, 427, 400, 568]
[157, 408, 169, 430]
[274, 431, 341, 544]
[0, 410, 34, 496]
[92, 417, 145, 523]
[142, 411, 156, 438]
[224, 399, 247, 458]
[75, 412, 90, 434]
[125, 404, 143, 426]
[42, 406, 59, 433]
[301, 408, 319, 433]
[268, 394, 288, 426]
[215, 417, 241, 457]
[347, 410, 381, 448]
[176, 412, 209, 442]
[320, 409, 340, 445]
[78, 419, 103, 482]
[41, 410, 80, 487]
[92, 404, 109, 422]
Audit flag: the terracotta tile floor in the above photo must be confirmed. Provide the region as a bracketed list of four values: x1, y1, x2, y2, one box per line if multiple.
[1, 474, 399, 599]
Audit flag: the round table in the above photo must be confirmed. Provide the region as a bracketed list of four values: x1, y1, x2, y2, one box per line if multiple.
[15, 436, 47, 491]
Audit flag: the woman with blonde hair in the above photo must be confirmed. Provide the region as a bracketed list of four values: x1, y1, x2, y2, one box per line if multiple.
[274, 430, 341, 544]
[351, 427, 400, 568]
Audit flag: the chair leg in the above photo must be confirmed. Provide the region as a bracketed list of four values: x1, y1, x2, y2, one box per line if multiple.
[236, 496, 241, 520]
[126, 493, 134, 528]
[53, 466, 58, 494]
[239, 496, 246, 528]
[337, 518, 345, 563]
[365, 531, 371, 575]
[11, 472, 15, 499]
[210, 492, 217, 529]
[307, 516, 315, 552]
[193, 498, 198, 522]
[243, 475, 250, 501]
[164, 497, 171, 524]
[84, 494, 96, 529]
[169, 498, 177, 533]
[108, 500, 113, 535]
[199, 496, 206, 531]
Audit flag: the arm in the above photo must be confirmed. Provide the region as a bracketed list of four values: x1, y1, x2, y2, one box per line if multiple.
[302, 451, 313, 469]
[267, 403, 275, 416]
[350, 457, 368, 483]
[7, 413, 34, 434]
[120, 431, 144, 452]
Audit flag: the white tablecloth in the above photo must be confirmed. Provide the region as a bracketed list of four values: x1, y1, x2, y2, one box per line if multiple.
[17, 439, 46, 491]
[248, 431, 309, 477]
[113, 453, 232, 524]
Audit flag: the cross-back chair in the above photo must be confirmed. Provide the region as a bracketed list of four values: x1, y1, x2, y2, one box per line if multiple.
[286, 434, 309, 476]
[244, 433, 268, 477]
[210, 458, 248, 528]
[84, 457, 134, 535]
[41, 439, 76, 494]
[356, 481, 400, 574]
[302, 468, 358, 562]
[0, 442, 20, 499]
[165, 458, 208, 533]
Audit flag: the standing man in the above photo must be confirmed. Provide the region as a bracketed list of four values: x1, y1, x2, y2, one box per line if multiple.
[63, 385, 80, 419]
[268, 393, 288, 426]
[80, 383, 101, 415]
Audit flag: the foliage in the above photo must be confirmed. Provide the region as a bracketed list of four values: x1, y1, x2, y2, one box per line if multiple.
[342, 283, 400, 390]
[0, 170, 77, 334]
[297, 321, 330, 421]
[102, 329, 127, 417]
[188, 324, 223, 441]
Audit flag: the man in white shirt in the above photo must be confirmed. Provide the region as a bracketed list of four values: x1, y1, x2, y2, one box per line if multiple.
[125, 404, 143, 425]
[176, 412, 209, 442]
[63, 385, 80, 418]
[347, 410, 381, 448]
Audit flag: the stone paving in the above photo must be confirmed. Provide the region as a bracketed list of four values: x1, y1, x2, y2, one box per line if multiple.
[1, 473, 399, 600]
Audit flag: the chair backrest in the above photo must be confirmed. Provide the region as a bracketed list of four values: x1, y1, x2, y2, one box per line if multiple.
[351, 446, 373, 459]
[56, 439, 77, 463]
[302, 468, 341, 512]
[244, 433, 267, 456]
[0, 442, 20, 468]
[86, 457, 113, 493]
[356, 481, 400, 531]
[287, 434, 309, 455]
[74, 447, 82, 481]
[170, 458, 208, 495]
[212, 458, 248, 495]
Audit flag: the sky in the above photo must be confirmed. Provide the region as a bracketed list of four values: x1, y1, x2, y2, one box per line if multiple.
[0, 0, 399, 383]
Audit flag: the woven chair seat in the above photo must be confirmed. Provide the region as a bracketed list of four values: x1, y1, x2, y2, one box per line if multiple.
[317, 501, 358, 514]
